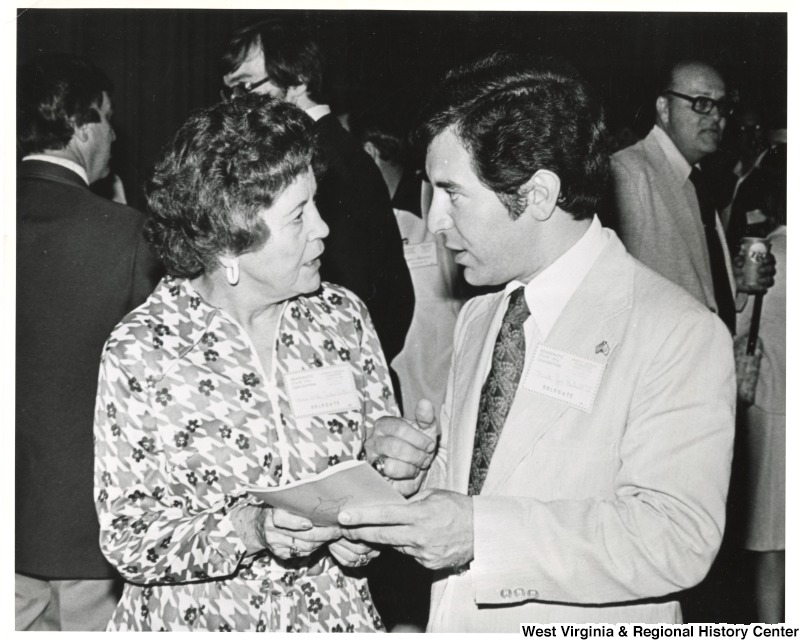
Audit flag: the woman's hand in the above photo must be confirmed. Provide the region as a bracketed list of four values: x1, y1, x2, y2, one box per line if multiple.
[232, 504, 340, 559]
[329, 538, 380, 568]
[263, 508, 341, 560]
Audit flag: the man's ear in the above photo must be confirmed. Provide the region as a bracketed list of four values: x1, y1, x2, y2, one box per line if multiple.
[363, 141, 380, 163]
[655, 96, 670, 127]
[73, 121, 91, 144]
[285, 82, 309, 103]
[522, 169, 561, 222]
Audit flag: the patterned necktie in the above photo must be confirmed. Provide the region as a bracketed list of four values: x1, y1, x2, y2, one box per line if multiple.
[468, 287, 531, 495]
[689, 167, 736, 334]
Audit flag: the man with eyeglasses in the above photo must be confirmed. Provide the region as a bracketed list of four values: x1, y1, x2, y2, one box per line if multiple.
[220, 19, 414, 399]
[611, 60, 773, 335]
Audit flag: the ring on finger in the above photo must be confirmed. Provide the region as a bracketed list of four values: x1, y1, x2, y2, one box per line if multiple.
[371, 455, 387, 476]
[290, 538, 300, 558]
[357, 553, 368, 567]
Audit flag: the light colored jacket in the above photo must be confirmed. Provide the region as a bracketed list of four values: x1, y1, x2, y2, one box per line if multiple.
[611, 127, 737, 319]
[426, 233, 735, 630]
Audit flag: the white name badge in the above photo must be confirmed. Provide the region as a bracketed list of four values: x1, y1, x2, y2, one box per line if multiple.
[522, 345, 606, 413]
[284, 364, 360, 418]
[404, 241, 439, 269]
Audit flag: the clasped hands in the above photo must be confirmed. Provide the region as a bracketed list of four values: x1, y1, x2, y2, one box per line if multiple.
[233, 503, 378, 569]
[235, 399, 474, 571]
[232, 399, 441, 568]
[340, 398, 475, 571]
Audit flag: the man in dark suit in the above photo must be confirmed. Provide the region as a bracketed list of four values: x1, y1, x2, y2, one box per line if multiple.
[220, 20, 414, 400]
[16, 54, 162, 630]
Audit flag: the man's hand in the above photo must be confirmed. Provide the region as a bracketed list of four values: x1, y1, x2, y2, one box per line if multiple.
[734, 251, 776, 294]
[337, 489, 473, 571]
[366, 398, 439, 497]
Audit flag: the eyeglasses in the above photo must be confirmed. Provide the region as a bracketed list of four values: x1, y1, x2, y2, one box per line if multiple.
[663, 90, 735, 118]
[220, 75, 271, 100]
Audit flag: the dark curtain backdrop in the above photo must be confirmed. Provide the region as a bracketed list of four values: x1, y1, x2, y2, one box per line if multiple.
[17, 9, 787, 212]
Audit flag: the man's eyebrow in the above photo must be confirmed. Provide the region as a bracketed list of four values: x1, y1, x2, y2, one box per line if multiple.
[434, 179, 460, 191]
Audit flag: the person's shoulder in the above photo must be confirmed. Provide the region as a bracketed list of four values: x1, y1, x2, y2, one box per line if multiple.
[627, 253, 726, 335]
[103, 278, 170, 364]
[315, 114, 375, 167]
[314, 114, 350, 148]
[611, 133, 654, 169]
[91, 196, 147, 227]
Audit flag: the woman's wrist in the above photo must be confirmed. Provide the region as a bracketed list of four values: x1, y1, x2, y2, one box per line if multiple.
[231, 503, 270, 555]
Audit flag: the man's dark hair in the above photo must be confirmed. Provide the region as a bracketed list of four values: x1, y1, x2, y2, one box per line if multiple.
[417, 51, 609, 220]
[144, 94, 323, 278]
[221, 19, 326, 103]
[351, 111, 409, 167]
[17, 54, 113, 156]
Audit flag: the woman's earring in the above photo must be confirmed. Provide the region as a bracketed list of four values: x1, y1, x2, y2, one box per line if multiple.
[225, 261, 239, 286]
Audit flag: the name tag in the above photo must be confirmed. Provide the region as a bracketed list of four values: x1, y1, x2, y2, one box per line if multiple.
[404, 241, 438, 269]
[284, 365, 360, 418]
[522, 345, 605, 413]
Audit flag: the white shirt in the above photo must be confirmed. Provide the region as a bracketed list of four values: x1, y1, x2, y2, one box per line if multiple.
[304, 104, 331, 122]
[483, 215, 609, 376]
[22, 154, 89, 185]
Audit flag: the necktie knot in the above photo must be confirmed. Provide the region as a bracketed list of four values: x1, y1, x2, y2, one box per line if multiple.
[505, 286, 531, 328]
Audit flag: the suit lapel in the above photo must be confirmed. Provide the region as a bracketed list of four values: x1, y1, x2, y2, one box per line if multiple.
[481, 235, 634, 494]
[642, 133, 716, 306]
[449, 295, 501, 493]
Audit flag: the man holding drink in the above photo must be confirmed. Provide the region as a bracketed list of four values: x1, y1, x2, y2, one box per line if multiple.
[610, 59, 775, 331]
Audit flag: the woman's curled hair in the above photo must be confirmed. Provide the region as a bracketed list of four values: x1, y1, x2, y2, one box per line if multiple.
[145, 94, 323, 278]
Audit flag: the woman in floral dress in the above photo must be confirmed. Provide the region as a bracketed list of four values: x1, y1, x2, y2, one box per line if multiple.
[94, 95, 399, 631]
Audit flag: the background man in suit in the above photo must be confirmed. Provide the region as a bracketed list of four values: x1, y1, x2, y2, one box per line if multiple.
[610, 60, 773, 334]
[220, 20, 414, 398]
[343, 53, 736, 630]
[16, 54, 162, 630]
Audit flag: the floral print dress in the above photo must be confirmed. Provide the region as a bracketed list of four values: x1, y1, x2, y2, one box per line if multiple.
[94, 276, 398, 631]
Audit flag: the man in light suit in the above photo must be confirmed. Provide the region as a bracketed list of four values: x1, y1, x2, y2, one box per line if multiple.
[344, 53, 736, 630]
[610, 60, 773, 332]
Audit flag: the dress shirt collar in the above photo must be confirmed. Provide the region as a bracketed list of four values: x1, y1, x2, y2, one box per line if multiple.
[305, 104, 332, 121]
[504, 215, 608, 341]
[651, 125, 693, 183]
[22, 154, 89, 185]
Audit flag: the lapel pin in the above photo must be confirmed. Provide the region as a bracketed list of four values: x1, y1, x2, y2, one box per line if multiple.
[595, 340, 610, 356]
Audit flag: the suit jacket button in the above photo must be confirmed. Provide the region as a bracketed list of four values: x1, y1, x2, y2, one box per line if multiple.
[501, 588, 512, 598]
[514, 587, 526, 597]
[527, 589, 539, 598]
